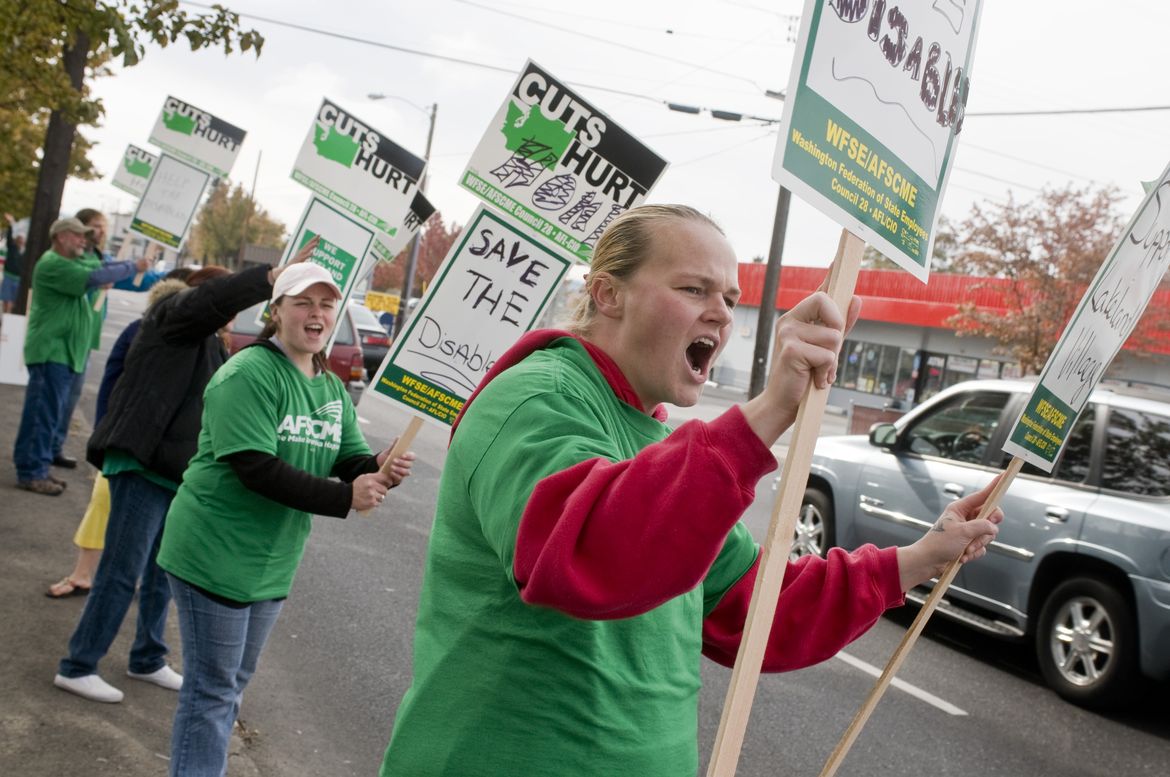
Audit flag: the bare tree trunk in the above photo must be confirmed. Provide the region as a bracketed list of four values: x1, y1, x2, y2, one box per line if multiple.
[16, 29, 90, 315]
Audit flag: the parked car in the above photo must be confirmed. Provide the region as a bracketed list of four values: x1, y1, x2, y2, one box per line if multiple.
[794, 378, 1170, 709]
[227, 301, 365, 389]
[347, 300, 392, 379]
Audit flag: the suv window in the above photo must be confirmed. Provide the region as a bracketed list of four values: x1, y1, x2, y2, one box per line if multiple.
[1101, 408, 1170, 496]
[332, 310, 355, 345]
[903, 391, 1009, 464]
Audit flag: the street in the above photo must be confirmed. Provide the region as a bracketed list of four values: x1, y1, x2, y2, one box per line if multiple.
[93, 290, 1170, 776]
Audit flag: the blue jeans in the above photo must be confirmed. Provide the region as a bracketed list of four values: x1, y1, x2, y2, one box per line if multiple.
[58, 472, 174, 678]
[168, 574, 283, 777]
[53, 362, 88, 459]
[13, 362, 75, 480]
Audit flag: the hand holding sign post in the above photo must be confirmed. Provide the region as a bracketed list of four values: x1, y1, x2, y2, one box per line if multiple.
[707, 3, 984, 775]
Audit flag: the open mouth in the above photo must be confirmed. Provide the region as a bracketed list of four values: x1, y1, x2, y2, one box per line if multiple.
[685, 336, 717, 379]
[305, 323, 325, 338]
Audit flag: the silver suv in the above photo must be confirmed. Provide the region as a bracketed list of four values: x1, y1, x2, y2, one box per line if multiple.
[797, 379, 1170, 709]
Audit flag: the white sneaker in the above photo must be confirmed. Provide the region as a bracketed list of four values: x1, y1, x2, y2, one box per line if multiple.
[127, 664, 183, 691]
[54, 673, 124, 703]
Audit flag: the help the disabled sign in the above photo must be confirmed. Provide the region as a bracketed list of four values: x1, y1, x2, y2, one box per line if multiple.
[366, 205, 573, 425]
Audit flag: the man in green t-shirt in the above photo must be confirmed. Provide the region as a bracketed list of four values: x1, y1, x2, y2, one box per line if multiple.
[12, 217, 148, 496]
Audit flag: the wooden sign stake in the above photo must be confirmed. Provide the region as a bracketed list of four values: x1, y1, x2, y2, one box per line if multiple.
[357, 415, 423, 517]
[706, 228, 864, 777]
[817, 455, 1024, 777]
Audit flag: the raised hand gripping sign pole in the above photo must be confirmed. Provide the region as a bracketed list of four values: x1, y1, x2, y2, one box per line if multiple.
[821, 159, 1170, 777]
[707, 2, 983, 775]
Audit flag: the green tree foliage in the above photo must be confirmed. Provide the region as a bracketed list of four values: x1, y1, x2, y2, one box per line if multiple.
[372, 213, 462, 294]
[188, 181, 285, 266]
[2, 0, 262, 311]
[943, 184, 1155, 375]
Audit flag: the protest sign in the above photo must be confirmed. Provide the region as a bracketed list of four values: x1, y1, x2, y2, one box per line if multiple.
[291, 98, 426, 237]
[111, 144, 158, 199]
[1003, 162, 1170, 470]
[128, 153, 211, 249]
[261, 196, 379, 349]
[366, 205, 572, 425]
[460, 60, 667, 263]
[365, 190, 437, 268]
[147, 95, 246, 178]
[710, 4, 985, 775]
[773, 0, 983, 280]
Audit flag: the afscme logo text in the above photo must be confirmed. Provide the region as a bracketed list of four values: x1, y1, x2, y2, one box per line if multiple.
[277, 415, 342, 443]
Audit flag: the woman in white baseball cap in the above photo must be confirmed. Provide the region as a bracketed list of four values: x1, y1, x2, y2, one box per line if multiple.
[156, 251, 415, 777]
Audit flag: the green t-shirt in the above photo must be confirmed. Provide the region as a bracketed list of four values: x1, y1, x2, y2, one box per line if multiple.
[158, 346, 370, 601]
[23, 250, 96, 371]
[381, 338, 757, 777]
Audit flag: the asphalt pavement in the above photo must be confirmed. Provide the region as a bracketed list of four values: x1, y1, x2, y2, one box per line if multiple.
[0, 380, 262, 777]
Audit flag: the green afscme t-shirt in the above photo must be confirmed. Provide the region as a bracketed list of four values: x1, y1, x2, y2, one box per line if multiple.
[158, 346, 370, 601]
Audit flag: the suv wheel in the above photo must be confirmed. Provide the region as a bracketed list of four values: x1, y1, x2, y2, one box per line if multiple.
[792, 488, 834, 560]
[1036, 577, 1138, 709]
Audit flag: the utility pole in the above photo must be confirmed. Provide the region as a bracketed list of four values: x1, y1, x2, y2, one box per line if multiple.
[748, 186, 792, 398]
[394, 103, 437, 340]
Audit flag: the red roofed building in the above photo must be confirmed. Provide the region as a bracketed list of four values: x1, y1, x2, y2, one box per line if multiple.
[719, 264, 1170, 410]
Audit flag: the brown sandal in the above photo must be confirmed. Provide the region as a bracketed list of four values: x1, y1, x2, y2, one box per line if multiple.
[46, 577, 90, 599]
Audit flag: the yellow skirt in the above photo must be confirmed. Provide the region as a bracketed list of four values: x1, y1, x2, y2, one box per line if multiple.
[73, 474, 110, 550]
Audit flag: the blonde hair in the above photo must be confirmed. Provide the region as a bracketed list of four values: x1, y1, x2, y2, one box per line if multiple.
[566, 204, 723, 335]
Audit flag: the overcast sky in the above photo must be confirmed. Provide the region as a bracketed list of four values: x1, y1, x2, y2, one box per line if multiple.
[60, 0, 1170, 272]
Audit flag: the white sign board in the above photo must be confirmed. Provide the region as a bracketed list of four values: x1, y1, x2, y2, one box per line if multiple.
[1004, 161, 1170, 470]
[147, 95, 246, 178]
[773, 0, 983, 280]
[291, 98, 426, 238]
[0, 313, 29, 386]
[128, 153, 211, 249]
[111, 144, 158, 199]
[366, 205, 573, 425]
[460, 60, 668, 263]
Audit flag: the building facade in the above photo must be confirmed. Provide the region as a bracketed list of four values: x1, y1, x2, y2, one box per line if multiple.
[720, 264, 1170, 411]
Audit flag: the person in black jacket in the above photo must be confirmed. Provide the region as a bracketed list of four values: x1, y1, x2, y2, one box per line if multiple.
[53, 242, 317, 704]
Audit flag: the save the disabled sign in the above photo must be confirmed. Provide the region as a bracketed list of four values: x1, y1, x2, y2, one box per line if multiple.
[1003, 160, 1170, 470]
[774, 1, 983, 280]
[461, 60, 667, 263]
[368, 205, 573, 425]
[292, 98, 426, 238]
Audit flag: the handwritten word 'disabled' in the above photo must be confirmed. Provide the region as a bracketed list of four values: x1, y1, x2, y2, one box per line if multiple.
[417, 316, 495, 377]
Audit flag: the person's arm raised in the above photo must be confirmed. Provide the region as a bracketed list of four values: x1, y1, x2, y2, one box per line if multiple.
[739, 288, 862, 447]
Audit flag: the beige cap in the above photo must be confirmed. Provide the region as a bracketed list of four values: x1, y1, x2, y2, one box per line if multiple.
[48, 217, 94, 238]
[271, 262, 342, 302]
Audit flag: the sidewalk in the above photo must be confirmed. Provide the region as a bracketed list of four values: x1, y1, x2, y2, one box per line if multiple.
[0, 382, 260, 777]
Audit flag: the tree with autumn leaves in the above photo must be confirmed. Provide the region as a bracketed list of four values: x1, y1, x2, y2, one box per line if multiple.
[187, 181, 286, 267]
[945, 184, 1168, 375]
[1, 0, 262, 312]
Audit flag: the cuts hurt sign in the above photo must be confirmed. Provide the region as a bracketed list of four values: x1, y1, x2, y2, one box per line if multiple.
[367, 205, 573, 426]
[148, 95, 246, 178]
[461, 60, 667, 263]
[292, 98, 426, 237]
[112, 144, 158, 199]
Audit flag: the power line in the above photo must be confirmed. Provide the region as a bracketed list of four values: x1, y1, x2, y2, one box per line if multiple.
[453, 0, 770, 93]
[967, 104, 1170, 117]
